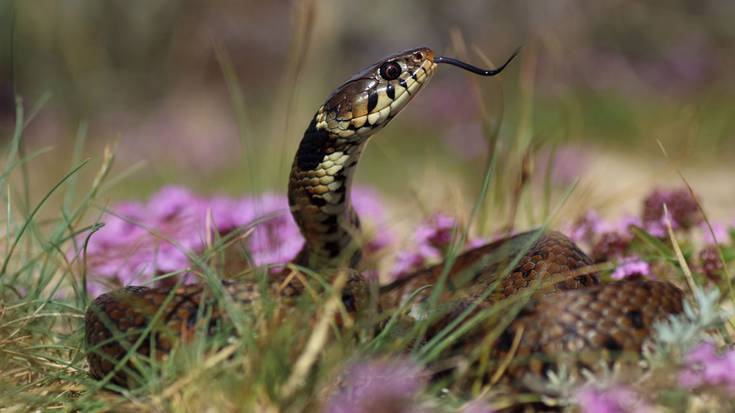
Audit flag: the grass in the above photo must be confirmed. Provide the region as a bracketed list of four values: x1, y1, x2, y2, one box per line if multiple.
[2, 118, 734, 413]
[2, 33, 735, 413]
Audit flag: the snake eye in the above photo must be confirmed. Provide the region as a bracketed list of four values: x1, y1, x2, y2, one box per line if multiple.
[413, 51, 423, 60]
[379, 61, 402, 80]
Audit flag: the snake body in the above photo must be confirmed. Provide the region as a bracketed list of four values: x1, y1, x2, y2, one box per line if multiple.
[85, 47, 684, 389]
[86, 281, 262, 385]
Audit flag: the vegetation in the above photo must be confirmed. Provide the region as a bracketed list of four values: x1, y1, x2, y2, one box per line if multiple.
[1, 1, 734, 412]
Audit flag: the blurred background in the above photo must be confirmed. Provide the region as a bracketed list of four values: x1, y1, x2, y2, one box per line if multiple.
[1, 0, 734, 228]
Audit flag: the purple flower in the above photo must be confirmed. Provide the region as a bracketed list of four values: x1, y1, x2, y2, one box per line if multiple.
[565, 210, 609, 245]
[616, 214, 642, 236]
[325, 358, 428, 413]
[643, 220, 668, 239]
[81, 188, 207, 295]
[642, 188, 702, 234]
[87, 201, 147, 249]
[574, 384, 655, 413]
[240, 188, 393, 265]
[414, 213, 458, 251]
[352, 186, 386, 222]
[591, 231, 632, 263]
[699, 245, 725, 281]
[79, 185, 392, 295]
[610, 256, 651, 280]
[204, 195, 243, 233]
[241, 194, 303, 266]
[353, 185, 393, 254]
[151, 246, 183, 274]
[699, 222, 729, 245]
[564, 211, 647, 249]
[390, 250, 430, 279]
[679, 342, 735, 392]
[389, 213, 486, 279]
[147, 185, 203, 221]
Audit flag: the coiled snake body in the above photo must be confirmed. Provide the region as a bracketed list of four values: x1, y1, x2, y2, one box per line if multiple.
[85, 47, 684, 389]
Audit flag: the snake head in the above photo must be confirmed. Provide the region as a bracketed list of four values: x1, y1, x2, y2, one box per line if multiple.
[317, 47, 437, 138]
[316, 46, 519, 139]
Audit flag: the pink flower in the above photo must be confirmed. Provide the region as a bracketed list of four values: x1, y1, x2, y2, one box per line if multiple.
[610, 256, 651, 280]
[574, 384, 655, 413]
[616, 214, 642, 235]
[205, 195, 244, 232]
[80, 187, 209, 294]
[390, 250, 430, 278]
[564, 211, 650, 248]
[389, 213, 486, 279]
[353, 186, 394, 253]
[415, 213, 458, 251]
[643, 220, 667, 239]
[566, 210, 609, 245]
[699, 222, 729, 245]
[591, 231, 632, 263]
[325, 358, 428, 413]
[147, 185, 203, 221]
[79, 185, 392, 295]
[641, 187, 702, 235]
[699, 245, 724, 280]
[679, 342, 735, 391]
[241, 195, 303, 266]
[86, 201, 147, 249]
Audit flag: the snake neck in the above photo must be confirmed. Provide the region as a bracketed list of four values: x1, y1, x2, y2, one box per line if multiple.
[288, 116, 368, 271]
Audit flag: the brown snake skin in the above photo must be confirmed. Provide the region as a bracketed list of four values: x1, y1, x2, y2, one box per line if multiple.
[86, 272, 369, 386]
[86, 280, 266, 385]
[84, 47, 684, 390]
[379, 230, 683, 383]
[504, 277, 683, 384]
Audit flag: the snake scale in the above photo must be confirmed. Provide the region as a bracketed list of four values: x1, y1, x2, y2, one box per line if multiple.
[85, 47, 684, 390]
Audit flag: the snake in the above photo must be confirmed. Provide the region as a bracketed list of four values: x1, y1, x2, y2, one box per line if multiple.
[84, 47, 684, 391]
